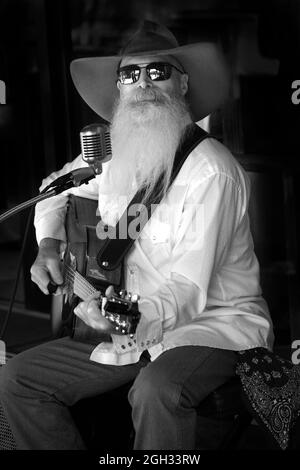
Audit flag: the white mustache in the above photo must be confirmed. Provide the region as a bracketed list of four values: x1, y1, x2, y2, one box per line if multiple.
[133, 88, 169, 104]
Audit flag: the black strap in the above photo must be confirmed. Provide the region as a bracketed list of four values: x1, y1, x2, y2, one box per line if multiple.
[97, 124, 210, 271]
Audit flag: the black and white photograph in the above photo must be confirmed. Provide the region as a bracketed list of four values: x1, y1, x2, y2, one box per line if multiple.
[0, 0, 300, 461]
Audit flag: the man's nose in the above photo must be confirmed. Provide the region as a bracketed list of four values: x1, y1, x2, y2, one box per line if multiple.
[138, 68, 152, 89]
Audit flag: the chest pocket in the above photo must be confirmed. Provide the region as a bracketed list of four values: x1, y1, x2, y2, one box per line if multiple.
[141, 218, 171, 244]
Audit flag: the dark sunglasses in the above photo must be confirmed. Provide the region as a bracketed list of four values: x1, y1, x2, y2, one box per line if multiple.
[117, 62, 185, 85]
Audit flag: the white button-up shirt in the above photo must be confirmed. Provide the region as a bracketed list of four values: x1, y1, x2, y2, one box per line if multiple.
[35, 136, 274, 365]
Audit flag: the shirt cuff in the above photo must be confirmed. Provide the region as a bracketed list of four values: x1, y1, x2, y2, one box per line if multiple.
[35, 213, 67, 248]
[110, 333, 137, 353]
[135, 297, 163, 351]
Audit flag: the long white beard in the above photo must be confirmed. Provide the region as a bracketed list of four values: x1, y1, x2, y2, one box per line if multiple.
[98, 88, 192, 226]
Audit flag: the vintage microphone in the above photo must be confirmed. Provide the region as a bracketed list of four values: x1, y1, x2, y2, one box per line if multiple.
[80, 122, 112, 175]
[0, 123, 112, 223]
[41, 123, 112, 194]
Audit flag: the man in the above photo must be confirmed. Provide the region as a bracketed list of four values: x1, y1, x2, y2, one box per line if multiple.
[0, 21, 274, 450]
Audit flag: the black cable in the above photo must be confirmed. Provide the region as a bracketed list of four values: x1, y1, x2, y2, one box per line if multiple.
[0, 206, 34, 340]
[0, 170, 96, 342]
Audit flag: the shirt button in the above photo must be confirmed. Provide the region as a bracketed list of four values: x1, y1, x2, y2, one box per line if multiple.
[121, 345, 126, 350]
[141, 342, 144, 347]
[152, 235, 157, 241]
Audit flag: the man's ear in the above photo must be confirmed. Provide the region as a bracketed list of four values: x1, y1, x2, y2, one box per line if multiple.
[180, 74, 189, 96]
[116, 80, 121, 91]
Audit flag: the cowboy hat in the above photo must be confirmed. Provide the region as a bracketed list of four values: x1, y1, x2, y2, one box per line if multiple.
[70, 20, 230, 122]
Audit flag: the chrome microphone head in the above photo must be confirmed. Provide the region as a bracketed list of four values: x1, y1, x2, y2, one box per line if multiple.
[80, 123, 112, 174]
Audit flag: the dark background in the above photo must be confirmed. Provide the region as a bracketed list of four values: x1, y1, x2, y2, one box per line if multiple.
[0, 0, 299, 357]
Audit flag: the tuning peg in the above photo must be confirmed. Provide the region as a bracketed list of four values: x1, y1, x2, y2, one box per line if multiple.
[119, 289, 127, 299]
[131, 293, 140, 303]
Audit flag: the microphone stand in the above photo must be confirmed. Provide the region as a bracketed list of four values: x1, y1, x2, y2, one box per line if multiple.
[0, 167, 96, 224]
[0, 166, 96, 341]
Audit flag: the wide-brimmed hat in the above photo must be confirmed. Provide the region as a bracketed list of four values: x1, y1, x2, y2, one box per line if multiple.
[70, 21, 230, 122]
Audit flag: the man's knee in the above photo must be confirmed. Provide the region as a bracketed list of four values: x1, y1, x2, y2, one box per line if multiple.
[128, 363, 177, 410]
[0, 354, 31, 398]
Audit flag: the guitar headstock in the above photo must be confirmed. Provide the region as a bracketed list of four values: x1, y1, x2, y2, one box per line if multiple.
[103, 290, 140, 335]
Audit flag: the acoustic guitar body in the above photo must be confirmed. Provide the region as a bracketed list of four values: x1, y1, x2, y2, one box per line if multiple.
[61, 195, 123, 344]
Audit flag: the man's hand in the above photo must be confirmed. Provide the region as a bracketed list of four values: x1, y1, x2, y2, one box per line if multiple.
[74, 287, 121, 335]
[74, 298, 114, 334]
[74, 286, 118, 335]
[30, 238, 63, 295]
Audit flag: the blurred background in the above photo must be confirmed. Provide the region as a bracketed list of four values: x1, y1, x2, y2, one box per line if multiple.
[0, 0, 299, 362]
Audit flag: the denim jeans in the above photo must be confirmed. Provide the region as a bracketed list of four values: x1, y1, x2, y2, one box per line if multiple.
[0, 337, 237, 449]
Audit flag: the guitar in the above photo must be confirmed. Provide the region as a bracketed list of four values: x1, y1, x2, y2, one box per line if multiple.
[59, 258, 140, 336]
[51, 195, 141, 343]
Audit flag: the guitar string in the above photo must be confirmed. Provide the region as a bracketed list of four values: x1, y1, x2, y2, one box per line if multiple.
[64, 263, 95, 292]
[65, 274, 97, 299]
[63, 264, 99, 300]
[64, 271, 97, 297]
[64, 276, 98, 301]
[62, 263, 133, 330]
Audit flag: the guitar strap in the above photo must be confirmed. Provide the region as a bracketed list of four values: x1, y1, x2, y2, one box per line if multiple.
[96, 123, 211, 271]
